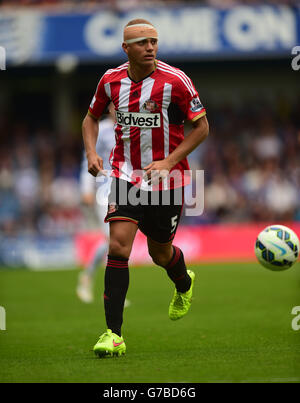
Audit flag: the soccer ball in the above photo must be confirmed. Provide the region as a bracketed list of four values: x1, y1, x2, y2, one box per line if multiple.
[255, 225, 299, 271]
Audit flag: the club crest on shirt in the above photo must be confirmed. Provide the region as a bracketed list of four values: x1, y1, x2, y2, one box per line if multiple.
[107, 202, 118, 215]
[143, 99, 159, 112]
[190, 97, 203, 112]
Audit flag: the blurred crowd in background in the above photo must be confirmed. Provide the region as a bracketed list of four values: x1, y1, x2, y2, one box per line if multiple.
[1, 95, 299, 237]
[187, 96, 300, 225]
[0, 0, 299, 9]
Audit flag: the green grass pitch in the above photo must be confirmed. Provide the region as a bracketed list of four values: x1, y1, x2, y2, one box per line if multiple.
[0, 262, 299, 383]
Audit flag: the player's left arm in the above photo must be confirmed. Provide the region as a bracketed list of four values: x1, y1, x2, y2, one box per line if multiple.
[165, 114, 209, 169]
[143, 115, 209, 181]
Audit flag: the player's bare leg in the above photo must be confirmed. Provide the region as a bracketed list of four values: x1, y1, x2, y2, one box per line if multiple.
[108, 220, 138, 259]
[147, 237, 195, 320]
[147, 237, 173, 266]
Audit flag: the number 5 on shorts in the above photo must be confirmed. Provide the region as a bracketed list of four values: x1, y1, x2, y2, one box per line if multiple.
[171, 215, 178, 233]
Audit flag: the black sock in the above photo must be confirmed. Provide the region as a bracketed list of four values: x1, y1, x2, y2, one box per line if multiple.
[164, 246, 191, 293]
[104, 255, 129, 337]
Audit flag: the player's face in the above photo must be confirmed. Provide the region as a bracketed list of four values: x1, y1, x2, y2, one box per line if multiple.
[123, 38, 158, 67]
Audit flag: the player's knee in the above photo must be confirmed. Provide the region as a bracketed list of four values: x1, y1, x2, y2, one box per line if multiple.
[109, 239, 130, 259]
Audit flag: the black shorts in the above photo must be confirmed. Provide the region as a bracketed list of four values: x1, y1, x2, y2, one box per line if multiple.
[104, 178, 184, 243]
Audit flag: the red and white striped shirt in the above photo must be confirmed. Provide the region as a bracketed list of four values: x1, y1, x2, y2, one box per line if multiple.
[88, 60, 206, 190]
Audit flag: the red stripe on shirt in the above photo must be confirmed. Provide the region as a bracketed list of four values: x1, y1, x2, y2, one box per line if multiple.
[128, 81, 142, 179]
[110, 79, 124, 170]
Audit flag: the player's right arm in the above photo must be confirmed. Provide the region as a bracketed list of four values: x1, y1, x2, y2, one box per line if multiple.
[82, 73, 111, 177]
[82, 113, 103, 177]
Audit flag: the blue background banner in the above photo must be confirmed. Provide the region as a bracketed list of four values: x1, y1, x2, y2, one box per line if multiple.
[1, 5, 300, 65]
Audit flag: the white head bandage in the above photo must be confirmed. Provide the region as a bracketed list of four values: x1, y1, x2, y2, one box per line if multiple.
[123, 23, 158, 44]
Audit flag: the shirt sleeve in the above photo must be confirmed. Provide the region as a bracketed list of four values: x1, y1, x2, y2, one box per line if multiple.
[177, 73, 206, 123]
[88, 74, 110, 120]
